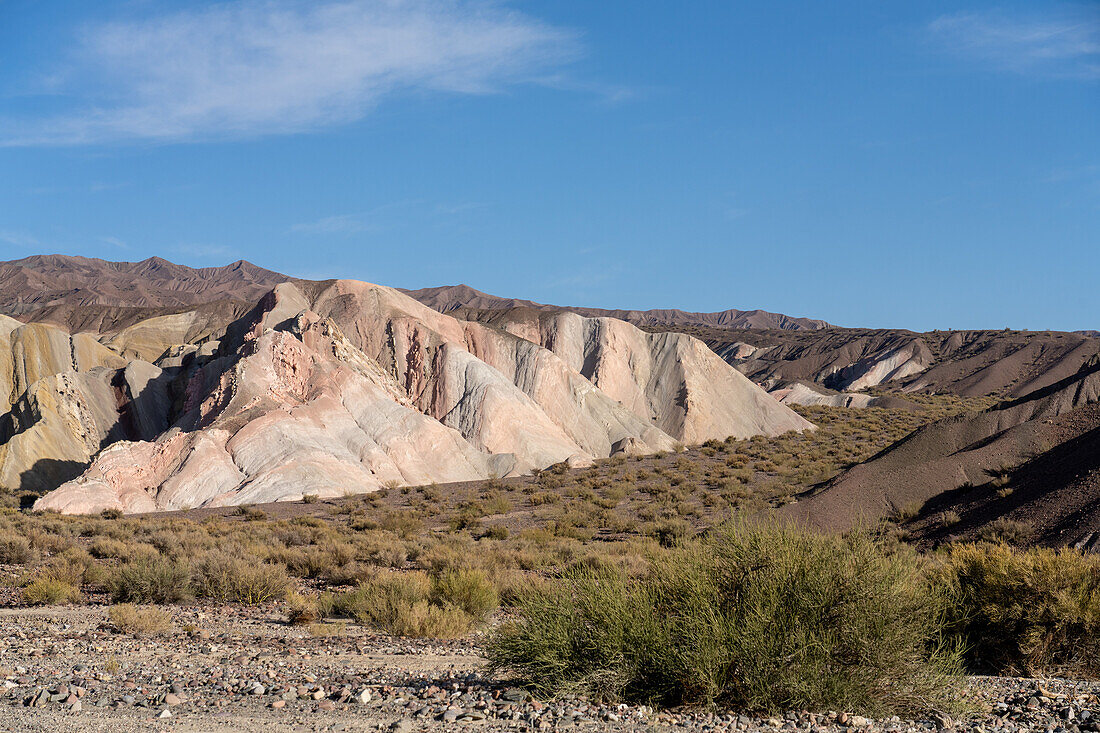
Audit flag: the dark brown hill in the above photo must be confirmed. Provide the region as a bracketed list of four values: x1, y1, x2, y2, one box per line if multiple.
[674, 326, 1100, 399]
[906, 403, 1100, 550]
[780, 358, 1100, 547]
[0, 254, 290, 332]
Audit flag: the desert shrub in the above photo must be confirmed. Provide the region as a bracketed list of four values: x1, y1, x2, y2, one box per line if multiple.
[489, 523, 960, 715]
[938, 511, 961, 528]
[109, 557, 192, 603]
[39, 547, 105, 586]
[333, 571, 474, 638]
[976, 518, 1034, 546]
[19, 553, 90, 605]
[649, 519, 690, 548]
[432, 567, 498, 621]
[334, 571, 428, 624]
[195, 554, 290, 605]
[482, 525, 510, 541]
[24, 526, 74, 555]
[286, 592, 321, 625]
[308, 621, 348, 637]
[0, 533, 35, 564]
[235, 505, 267, 521]
[274, 543, 355, 579]
[89, 537, 159, 561]
[937, 543, 1100, 676]
[482, 493, 512, 515]
[378, 511, 424, 539]
[21, 576, 81, 605]
[107, 604, 171, 636]
[889, 501, 922, 523]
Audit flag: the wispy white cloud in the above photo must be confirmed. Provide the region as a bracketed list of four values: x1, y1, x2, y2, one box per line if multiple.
[88, 181, 129, 193]
[293, 199, 488, 235]
[927, 8, 1100, 79]
[0, 231, 40, 249]
[292, 213, 377, 235]
[434, 201, 489, 216]
[98, 235, 129, 249]
[170, 243, 237, 260]
[1043, 163, 1100, 183]
[1, 0, 579, 146]
[292, 200, 418, 234]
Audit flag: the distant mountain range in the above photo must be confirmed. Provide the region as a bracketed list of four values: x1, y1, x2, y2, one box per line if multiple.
[0, 255, 829, 333]
[401, 283, 832, 331]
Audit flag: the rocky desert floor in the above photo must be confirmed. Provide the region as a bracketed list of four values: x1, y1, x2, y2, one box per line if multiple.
[0, 604, 1095, 733]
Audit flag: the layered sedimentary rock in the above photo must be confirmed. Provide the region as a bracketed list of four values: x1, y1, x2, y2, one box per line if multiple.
[1, 320, 126, 410]
[5, 268, 812, 514]
[461, 309, 813, 442]
[36, 314, 498, 513]
[0, 360, 172, 493]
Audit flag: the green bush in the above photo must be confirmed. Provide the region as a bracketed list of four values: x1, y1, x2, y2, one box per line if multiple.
[109, 557, 192, 603]
[937, 543, 1100, 676]
[488, 523, 961, 715]
[650, 519, 690, 548]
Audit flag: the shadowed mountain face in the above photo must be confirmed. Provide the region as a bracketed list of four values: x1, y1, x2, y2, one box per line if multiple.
[0, 257, 812, 514]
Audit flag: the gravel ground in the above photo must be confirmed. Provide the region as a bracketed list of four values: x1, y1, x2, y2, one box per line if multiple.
[0, 605, 1096, 732]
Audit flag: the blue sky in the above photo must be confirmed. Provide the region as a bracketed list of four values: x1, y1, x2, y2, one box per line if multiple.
[0, 1, 1097, 331]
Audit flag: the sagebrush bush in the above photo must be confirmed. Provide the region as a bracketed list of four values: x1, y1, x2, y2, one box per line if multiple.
[488, 523, 961, 715]
[0, 532, 35, 564]
[89, 537, 158, 561]
[108, 604, 171, 636]
[432, 567, 498, 621]
[21, 576, 81, 605]
[333, 570, 475, 638]
[285, 592, 321, 625]
[110, 557, 192, 603]
[937, 542, 1100, 676]
[976, 518, 1034, 546]
[195, 554, 290, 605]
[272, 542, 356, 579]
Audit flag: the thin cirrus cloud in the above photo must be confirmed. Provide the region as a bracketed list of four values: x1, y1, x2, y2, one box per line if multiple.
[0, 231, 41, 249]
[927, 7, 1100, 79]
[292, 214, 377, 235]
[292, 200, 487, 235]
[0, 0, 579, 146]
